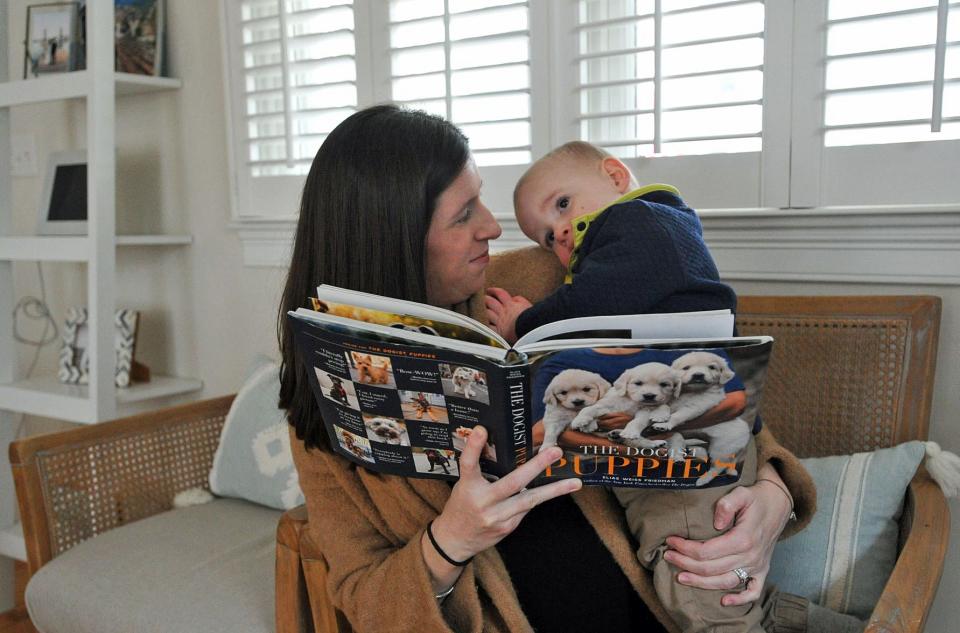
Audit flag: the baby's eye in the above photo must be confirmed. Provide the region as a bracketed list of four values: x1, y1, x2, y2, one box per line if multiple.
[557, 196, 570, 210]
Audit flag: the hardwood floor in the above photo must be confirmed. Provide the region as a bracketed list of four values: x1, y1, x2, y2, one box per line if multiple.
[0, 607, 37, 633]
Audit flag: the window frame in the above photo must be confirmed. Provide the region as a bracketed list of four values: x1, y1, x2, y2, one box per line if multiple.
[222, 0, 960, 286]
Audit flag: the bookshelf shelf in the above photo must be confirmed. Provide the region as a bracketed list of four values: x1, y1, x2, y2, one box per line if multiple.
[0, 235, 193, 261]
[0, 375, 204, 425]
[0, 71, 182, 108]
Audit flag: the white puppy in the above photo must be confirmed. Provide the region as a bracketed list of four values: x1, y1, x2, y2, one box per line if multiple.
[652, 351, 735, 432]
[365, 417, 409, 446]
[539, 369, 611, 454]
[571, 362, 675, 449]
[452, 366, 479, 399]
[654, 351, 750, 487]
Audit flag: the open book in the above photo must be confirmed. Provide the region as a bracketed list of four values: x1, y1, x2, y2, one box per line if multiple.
[289, 285, 772, 489]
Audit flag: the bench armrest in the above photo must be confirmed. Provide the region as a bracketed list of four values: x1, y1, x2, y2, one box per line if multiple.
[9, 395, 234, 574]
[868, 468, 951, 633]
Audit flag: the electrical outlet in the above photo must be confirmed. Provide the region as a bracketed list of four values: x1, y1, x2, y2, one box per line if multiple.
[11, 133, 38, 177]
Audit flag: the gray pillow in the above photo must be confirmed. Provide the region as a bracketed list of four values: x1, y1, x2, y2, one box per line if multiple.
[768, 441, 926, 620]
[209, 362, 304, 510]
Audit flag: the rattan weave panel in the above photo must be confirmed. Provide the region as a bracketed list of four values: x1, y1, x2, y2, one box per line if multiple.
[36, 413, 225, 557]
[737, 316, 908, 459]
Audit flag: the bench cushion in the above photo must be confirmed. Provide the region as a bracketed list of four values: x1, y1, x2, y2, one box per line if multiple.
[26, 498, 281, 633]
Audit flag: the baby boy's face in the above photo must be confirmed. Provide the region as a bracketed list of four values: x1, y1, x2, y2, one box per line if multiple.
[515, 158, 627, 267]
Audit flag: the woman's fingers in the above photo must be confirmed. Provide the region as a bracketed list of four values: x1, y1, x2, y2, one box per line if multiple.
[712, 485, 753, 531]
[456, 425, 488, 480]
[721, 574, 766, 606]
[665, 548, 750, 580]
[490, 445, 564, 498]
[495, 478, 582, 521]
[666, 526, 752, 563]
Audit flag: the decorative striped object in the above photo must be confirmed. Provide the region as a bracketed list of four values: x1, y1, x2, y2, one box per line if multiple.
[59, 307, 140, 388]
[767, 441, 926, 620]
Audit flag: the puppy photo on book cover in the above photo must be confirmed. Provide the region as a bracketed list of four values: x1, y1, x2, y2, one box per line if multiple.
[530, 342, 768, 489]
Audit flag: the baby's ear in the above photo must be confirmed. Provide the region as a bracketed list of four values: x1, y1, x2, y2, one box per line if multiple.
[602, 156, 633, 194]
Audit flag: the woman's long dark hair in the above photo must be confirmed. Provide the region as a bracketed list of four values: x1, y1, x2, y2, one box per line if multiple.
[278, 105, 470, 450]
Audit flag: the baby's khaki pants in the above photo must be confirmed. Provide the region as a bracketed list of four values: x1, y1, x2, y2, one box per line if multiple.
[613, 438, 765, 633]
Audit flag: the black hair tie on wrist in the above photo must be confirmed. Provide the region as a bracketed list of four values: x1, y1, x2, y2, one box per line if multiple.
[426, 520, 473, 567]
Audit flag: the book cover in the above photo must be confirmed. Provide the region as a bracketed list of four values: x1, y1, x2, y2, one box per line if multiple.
[289, 285, 771, 489]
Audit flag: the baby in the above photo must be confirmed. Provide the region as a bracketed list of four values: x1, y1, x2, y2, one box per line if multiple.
[487, 141, 769, 633]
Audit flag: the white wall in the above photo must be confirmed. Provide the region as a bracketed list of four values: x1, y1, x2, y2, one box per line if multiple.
[3, 1, 959, 629]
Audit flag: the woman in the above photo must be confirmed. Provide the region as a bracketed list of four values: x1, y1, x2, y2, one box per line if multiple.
[278, 105, 819, 633]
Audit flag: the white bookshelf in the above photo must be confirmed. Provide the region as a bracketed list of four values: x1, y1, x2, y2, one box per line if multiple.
[0, 235, 193, 261]
[0, 1, 199, 573]
[0, 71, 182, 108]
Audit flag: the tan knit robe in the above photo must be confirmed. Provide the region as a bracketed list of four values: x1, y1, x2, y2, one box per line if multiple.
[290, 247, 816, 633]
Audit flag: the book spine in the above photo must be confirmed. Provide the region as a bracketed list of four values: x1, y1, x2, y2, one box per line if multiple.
[504, 364, 532, 469]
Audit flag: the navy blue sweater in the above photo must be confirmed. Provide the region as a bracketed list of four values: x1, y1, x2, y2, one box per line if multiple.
[515, 188, 737, 338]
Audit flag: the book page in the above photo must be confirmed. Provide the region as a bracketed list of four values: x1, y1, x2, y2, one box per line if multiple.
[292, 309, 510, 362]
[316, 284, 508, 348]
[309, 297, 503, 348]
[514, 310, 734, 350]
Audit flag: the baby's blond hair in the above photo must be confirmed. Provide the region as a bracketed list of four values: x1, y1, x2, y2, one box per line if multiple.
[513, 141, 614, 209]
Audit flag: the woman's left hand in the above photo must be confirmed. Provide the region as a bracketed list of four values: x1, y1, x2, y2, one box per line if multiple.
[663, 463, 793, 606]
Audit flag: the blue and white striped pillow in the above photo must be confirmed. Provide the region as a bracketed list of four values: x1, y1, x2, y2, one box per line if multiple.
[768, 441, 926, 620]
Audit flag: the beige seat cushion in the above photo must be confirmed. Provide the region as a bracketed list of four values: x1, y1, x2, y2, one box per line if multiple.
[26, 498, 281, 633]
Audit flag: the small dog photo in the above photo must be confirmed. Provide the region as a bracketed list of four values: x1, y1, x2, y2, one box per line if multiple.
[412, 447, 460, 476]
[452, 426, 497, 462]
[362, 414, 410, 446]
[398, 390, 449, 423]
[439, 363, 490, 405]
[314, 368, 360, 410]
[347, 351, 396, 389]
[334, 427, 375, 463]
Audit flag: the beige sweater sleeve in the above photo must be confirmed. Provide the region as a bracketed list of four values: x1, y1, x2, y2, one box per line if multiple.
[291, 436, 488, 633]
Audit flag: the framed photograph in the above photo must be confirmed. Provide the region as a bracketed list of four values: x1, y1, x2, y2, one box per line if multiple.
[114, 0, 165, 76]
[23, 2, 79, 78]
[37, 150, 87, 236]
[60, 308, 141, 388]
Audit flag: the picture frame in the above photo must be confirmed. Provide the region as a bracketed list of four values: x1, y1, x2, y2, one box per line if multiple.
[114, 0, 165, 76]
[59, 307, 142, 388]
[23, 2, 80, 79]
[36, 150, 87, 236]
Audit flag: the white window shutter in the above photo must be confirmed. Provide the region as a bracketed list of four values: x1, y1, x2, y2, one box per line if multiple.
[387, 0, 533, 166]
[241, 0, 359, 178]
[576, 0, 765, 158]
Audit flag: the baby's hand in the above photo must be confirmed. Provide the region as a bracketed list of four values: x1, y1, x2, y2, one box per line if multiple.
[485, 287, 532, 345]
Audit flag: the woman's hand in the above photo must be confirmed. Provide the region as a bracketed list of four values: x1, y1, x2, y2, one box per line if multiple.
[423, 426, 581, 591]
[663, 462, 793, 606]
[485, 287, 532, 345]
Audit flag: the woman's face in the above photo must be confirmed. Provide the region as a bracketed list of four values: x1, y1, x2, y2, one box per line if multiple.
[425, 158, 502, 306]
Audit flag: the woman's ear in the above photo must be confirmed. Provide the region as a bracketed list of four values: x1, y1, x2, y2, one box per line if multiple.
[602, 157, 633, 194]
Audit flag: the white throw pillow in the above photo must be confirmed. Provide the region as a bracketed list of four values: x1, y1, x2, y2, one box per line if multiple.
[209, 362, 304, 510]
